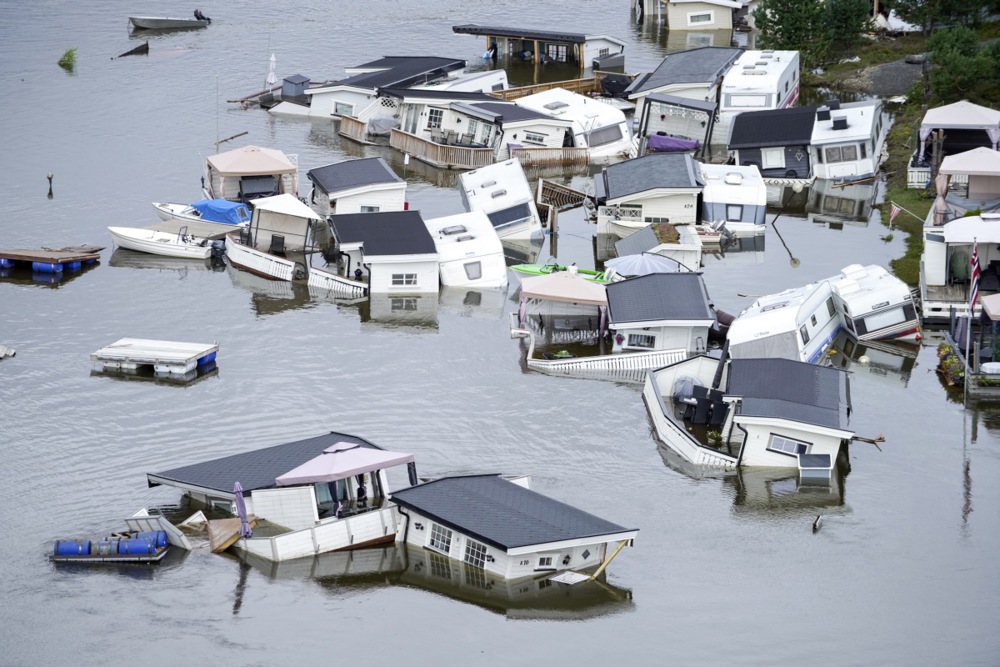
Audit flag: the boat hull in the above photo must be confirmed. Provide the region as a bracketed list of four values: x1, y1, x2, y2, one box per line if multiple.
[108, 227, 212, 259]
[129, 16, 209, 30]
[225, 233, 301, 281]
[150, 202, 243, 240]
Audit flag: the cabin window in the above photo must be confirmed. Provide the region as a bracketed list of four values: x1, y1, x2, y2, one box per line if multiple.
[599, 48, 610, 57]
[546, 44, 568, 62]
[335, 102, 354, 117]
[687, 10, 713, 25]
[768, 435, 810, 457]
[390, 298, 417, 312]
[464, 539, 488, 569]
[800, 324, 810, 344]
[860, 143, 867, 159]
[726, 204, 743, 221]
[824, 145, 858, 163]
[762, 148, 785, 169]
[644, 216, 670, 224]
[536, 555, 556, 570]
[524, 131, 546, 145]
[391, 273, 417, 286]
[429, 523, 453, 554]
[426, 108, 444, 129]
[810, 314, 817, 327]
[827, 297, 836, 317]
[467, 118, 479, 140]
[360, 205, 380, 213]
[587, 123, 624, 147]
[627, 333, 656, 349]
[463, 261, 483, 281]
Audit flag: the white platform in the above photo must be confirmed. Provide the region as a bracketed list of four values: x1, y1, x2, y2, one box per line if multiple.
[90, 337, 219, 375]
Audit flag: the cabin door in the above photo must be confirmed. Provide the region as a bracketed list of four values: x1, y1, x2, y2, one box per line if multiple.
[761, 148, 785, 170]
[404, 105, 420, 134]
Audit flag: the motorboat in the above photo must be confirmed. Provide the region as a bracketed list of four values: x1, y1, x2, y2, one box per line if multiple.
[128, 16, 209, 30]
[510, 261, 616, 284]
[150, 199, 250, 240]
[108, 226, 214, 260]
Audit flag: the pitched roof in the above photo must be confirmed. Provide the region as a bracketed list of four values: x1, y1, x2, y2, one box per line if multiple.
[146, 431, 384, 496]
[606, 273, 713, 324]
[727, 358, 852, 431]
[631, 47, 742, 95]
[206, 145, 297, 175]
[728, 106, 817, 149]
[329, 210, 437, 256]
[921, 99, 1000, 131]
[390, 474, 636, 551]
[379, 87, 498, 102]
[615, 225, 658, 257]
[472, 101, 559, 124]
[598, 153, 702, 201]
[307, 157, 403, 196]
[520, 270, 608, 306]
[313, 56, 466, 91]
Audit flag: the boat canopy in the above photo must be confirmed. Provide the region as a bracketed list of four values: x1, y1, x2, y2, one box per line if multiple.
[275, 442, 415, 487]
[191, 199, 251, 225]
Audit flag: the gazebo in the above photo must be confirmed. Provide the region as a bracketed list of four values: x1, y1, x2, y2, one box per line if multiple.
[517, 269, 609, 332]
[917, 100, 1000, 163]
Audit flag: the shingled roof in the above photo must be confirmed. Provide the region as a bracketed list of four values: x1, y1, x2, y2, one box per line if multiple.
[146, 431, 384, 497]
[606, 273, 714, 325]
[728, 106, 818, 149]
[307, 157, 403, 196]
[390, 474, 637, 552]
[597, 152, 702, 202]
[727, 358, 852, 431]
[630, 47, 742, 95]
[329, 210, 437, 256]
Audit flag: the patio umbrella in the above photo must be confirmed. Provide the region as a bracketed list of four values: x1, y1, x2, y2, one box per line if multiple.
[234, 481, 252, 538]
[265, 53, 277, 90]
[605, 252, 684, 277]
[275, 442, 414, 487]
[933, 173, 951, 226]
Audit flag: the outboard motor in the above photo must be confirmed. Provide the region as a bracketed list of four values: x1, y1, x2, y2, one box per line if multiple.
[210, 240, 226, 268]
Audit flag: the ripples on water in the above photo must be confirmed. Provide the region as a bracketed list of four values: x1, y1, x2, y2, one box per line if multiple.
[2, 2, 999, 665]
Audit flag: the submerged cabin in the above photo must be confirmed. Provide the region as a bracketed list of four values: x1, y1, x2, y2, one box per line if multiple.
[606, 272, 715, 355]
[391, 474, 638, 581]
[458, 158, 543, 240]
[307, 157, 407, 218]
[452, 24, 626, 74]
[514, 88, 634, 163]
[728, 106, 817, 181]
[203, 145, 299, 203]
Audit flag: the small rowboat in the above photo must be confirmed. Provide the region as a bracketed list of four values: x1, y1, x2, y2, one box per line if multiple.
[128, 16, 209, 30]
[108, 226, 214, 260]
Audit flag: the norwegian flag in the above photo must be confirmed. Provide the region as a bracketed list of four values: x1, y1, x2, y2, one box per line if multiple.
[889, 203, 901, 224]
[970, 241, 981, 313]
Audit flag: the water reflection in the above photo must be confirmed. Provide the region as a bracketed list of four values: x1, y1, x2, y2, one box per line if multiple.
[0, 261, 100, 288]
[355, 294, 440, 331]
[805, 179, 879, 229]
[825, 331, 919, 388]
[439, 286, 508, 320]
[225, 264, 314, 316]
[51, 545, 190, 580]
[232, 544, 634, 620]
[109, 247, 217, 275]
[502, 237, 545, 266]
[89, 362, 220, 387]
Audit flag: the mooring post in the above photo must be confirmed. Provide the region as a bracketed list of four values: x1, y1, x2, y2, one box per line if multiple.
[47, 172, 53, 198]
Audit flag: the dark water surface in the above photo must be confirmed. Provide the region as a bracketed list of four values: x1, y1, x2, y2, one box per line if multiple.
[2, 2, 998, 665]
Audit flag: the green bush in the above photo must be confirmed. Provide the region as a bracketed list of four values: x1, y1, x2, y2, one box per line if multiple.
[57, 47, 76, 71]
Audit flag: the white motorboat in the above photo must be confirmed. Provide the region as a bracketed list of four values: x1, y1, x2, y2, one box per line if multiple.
[150, 199, 250, 240]
[108, 226, 213, 260]
[128, 16, 209, 30]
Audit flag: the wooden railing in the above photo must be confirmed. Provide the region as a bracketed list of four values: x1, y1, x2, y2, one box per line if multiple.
[510, 146, 589, 168]
[339, 115, 369, 144]
[491, 71, 638, 101]
[389, 129, 495, 170]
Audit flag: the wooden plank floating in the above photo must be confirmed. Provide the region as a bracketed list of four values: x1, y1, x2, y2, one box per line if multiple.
[208, 516, 257, 553]
[90, 338, 219, 375]
[0, 245, 104, 263]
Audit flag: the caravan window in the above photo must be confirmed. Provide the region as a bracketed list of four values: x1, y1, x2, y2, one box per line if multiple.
[825, 145, 858, 163]
[726, 204, 743, 221]
[463, 261, 483, 281]
[768, 435, 809, 457]
[827, 297, 837, 317]
[800, 324, 810, 344]
[587, 123, 625, 148]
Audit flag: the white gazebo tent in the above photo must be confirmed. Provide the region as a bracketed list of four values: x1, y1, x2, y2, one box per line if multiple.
[918, 100, 1000, 162]
[204, 144, 299, 201]
[247, 193, 322, 253]
[517, 269, 609, 331]
[939, 146, 1000, 201]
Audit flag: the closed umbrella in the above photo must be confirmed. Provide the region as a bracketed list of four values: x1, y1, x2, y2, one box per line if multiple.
[265, 53, 277, 90]
[933, 173, 951, 226]
[605, 252, 685, 277]
[234, 481, 252, 538]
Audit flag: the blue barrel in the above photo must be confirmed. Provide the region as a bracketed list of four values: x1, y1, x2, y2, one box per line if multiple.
[53, 539, 92, 556]
[197, 351, 217, 366]
[0, 258, 13, 268]
[118, 538, 155, 555]
[32, 272, 63, 285]
[133, 530, 168, 548]
[32, 261, 63, 273]
[64, 261, 82, 272]
[94, 540, 120, 556]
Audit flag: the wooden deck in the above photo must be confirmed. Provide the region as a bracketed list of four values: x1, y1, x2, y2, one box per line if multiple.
[0, 245, 103, 263]
[90, 338, 219, 375]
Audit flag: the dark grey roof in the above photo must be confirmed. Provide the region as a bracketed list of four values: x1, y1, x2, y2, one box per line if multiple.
[453, 24, 589, 44]
[632, 47, 742, 95]
[606, 273, 713, 324]
[283, 74, 310, 85]
[727, 358, 851, 431]
[390, 474, 635, 551]
[614, 225, 658, 257]
[147, 432, 382, 495]
[728, 106, 818, 149]
[379, 87, 498, 103]
[478, 101, 558, 124]
[318, 56, 466, 90]
[307, 157, 403, 196]
[329, 210, 437, 256]
[599, 153, 701, 201]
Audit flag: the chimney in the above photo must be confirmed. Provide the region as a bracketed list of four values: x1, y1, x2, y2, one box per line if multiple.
[817, 106, 831, 122]
[832, 116, 848, 130]
[826, 98, 841, 111]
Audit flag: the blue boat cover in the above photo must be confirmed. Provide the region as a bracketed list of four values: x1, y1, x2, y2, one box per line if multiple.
[647, 134, 699, 153]
[190, 199, 251, 225]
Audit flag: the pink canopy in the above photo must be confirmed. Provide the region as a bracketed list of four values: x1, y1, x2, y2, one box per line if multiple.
[275, 442, 414, 486]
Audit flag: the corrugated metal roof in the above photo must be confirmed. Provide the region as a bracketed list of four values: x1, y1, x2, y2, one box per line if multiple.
[307, 157, 403, 196]
[146, 432, 384, 495]
[606, 273, 713, 324]
[727, 358, 851, 431]
[391, 474, 635, 551]
[329, 210, 437, 256]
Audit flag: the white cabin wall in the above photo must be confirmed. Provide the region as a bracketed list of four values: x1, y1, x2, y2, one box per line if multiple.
[736, 423, 845, 467]
[626, 193, 700, 224]
[439, 253, 508, 288]
[309, 89, 373, 118]
[667, 3, 732, 30]
[923, 231, 947, 286]
[504, 123, 569, 149]
[335, 187, 408, 215]
[504, 544, 609, 580]
[369, 260, 439, 293]
[251, 486, 318, 531]
[583, 40, 623, 66]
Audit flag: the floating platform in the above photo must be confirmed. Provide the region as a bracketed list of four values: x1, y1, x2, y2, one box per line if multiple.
[50, 530, 171, 564]
[0, 245, 103, 274]
[90, 338, 219, 375]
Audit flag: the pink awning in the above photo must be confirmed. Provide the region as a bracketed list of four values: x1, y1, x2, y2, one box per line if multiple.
[275, 442, 414, 486]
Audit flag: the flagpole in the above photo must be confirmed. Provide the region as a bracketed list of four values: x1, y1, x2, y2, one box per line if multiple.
[888, 201, 926, 224]
[966, 237, 979, 401]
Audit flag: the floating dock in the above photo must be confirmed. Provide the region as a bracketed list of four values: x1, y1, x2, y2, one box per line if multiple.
[0, 245, 103, 274]
[90, 338, 219, 375]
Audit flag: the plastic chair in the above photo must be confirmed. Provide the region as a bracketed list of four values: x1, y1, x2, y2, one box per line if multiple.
[269, 234, 286, 256]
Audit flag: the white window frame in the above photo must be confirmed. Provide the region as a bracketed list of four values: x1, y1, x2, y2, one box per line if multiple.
[464, 539, 488, 569]
[360, 205, 380, 213]
[524, 131, 546, 145]
[426, 108, 444, 129]
[391, 273, 417, 286]
[762, 148, 785, 169]
[627, 333, 656, 349]
[334, 101, 354, 117]
[768, 435, 810, 457]
[825, 144, 859, 164]
[536, 554, 557, 571]
[428, 523, 453, 554]
[687, 10, 714, 26]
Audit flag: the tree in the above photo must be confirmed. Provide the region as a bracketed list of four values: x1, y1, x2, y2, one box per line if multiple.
[824, 0, 874, 50]
[927, 26, 1000, 103]
[753, 0, 830, 67]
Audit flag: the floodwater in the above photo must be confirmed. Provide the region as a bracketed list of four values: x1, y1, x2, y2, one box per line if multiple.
[1, 2, 998, 665]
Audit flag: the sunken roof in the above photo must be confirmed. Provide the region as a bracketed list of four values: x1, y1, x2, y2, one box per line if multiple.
[615, 225, 658, 257]
[378, 87, 498, 102]
[317, 56, 466, 90]
[727, 358, 852, 431]
[728, 106, 818, 149]
[452, 24, 625, 47]
[606, 273, 714, 324]
[598, 153, 702, 201]
[329, 210, 437, 256]
[307, 157, 403, 196]
[390, 474, 636, 551]
[146, 431, 382, 495]
[476, 101, 558, 123]
[631, 47, 742, 95]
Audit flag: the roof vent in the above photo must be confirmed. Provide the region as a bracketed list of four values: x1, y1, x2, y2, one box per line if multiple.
[724, 172, 743, 185]
[761, 53, 773, 59]
[480, 180, 497, 188]
[826, 99, 841, 110]
[543, 101, 569, 110]
[441, 225, 468, 235]
[743, 65, 755, 70]
[491, 189, 507, 198]
[456, 234, 475, 242]
[756, 61, 768, 66]
[832, 116, 848, 130]
[817, 106, 831, 121]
